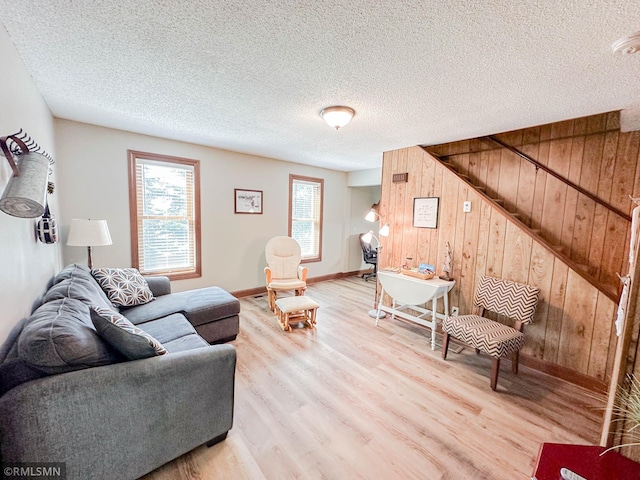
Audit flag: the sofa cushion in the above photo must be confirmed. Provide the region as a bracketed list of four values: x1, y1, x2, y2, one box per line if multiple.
[90, 307, 167, 360]
[18, 297, 123, 374]
[91, 268, 155, 307]
[43, 263, 114, 310]
[162, 334, 209, 353]
[121, 286, 239, 326]
[136, 313, 198, 344]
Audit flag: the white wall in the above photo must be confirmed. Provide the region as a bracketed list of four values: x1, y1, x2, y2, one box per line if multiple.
[347, 167, 382, 187]
[55, 119, 351, 293]
[0, 25, 61, 344]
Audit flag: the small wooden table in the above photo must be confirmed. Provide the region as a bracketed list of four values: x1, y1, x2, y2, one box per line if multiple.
[375, 271, 455, 350]
[532, 443, 640, 480]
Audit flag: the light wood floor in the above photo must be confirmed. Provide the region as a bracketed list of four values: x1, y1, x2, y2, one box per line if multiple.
[142, 277, 604, 480]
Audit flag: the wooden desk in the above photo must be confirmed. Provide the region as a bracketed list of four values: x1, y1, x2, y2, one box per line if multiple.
[375, 271, 455, 350]
[532, 443, 640, 480]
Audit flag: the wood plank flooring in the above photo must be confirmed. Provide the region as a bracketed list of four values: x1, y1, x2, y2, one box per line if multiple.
[142, 277, 604, 480]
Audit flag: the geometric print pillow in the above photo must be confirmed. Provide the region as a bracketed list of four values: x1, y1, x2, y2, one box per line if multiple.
[90, 306, 167, 359]
[91, 268, 155, 308]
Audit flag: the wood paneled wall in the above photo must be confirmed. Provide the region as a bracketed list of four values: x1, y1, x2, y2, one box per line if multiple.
[424, 112, 640, 298]
[379, 145, 619, 385]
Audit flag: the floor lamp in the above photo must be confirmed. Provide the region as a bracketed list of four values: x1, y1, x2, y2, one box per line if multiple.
[361, 223, 390, 318]
[67, 218, 112, 269]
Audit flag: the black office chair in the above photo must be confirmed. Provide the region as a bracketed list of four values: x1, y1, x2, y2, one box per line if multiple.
[359, 233, 378, 281]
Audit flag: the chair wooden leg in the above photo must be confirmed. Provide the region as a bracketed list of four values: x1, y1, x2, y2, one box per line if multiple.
[442, 332, 450, 359]
[512, 349, 520, 374]
[268, 290, 277, 311]
[491, 358, 500, 391]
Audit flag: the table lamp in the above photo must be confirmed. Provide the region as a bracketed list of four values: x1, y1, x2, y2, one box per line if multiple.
[67, 218, 112, 268]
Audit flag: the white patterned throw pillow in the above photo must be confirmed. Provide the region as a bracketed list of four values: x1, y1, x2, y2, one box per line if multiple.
[91, 267, 155, 307]
[90, 306, 167, 359]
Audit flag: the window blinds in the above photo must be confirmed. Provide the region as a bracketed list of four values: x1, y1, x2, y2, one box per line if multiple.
[291, 178, 322, 259]
[134, 159, 196, 274]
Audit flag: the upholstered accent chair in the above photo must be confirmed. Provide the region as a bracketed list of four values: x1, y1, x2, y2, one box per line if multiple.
[442, 276, 540, 391]
[264, 236, 308, 312]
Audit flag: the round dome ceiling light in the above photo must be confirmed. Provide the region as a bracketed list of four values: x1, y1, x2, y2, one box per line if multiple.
[320, 106, 355, 130]
[612, 32, 640, 55]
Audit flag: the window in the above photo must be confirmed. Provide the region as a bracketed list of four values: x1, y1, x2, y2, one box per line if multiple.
[289, 174, 323, 262]
[128, 150, 201, 279]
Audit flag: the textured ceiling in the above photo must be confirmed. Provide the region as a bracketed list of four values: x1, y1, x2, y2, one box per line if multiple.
[1, 1, 639, 171]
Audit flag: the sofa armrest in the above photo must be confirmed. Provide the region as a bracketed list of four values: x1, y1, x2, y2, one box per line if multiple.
[264, 266, 273, 284]
[298, 265, 308, 282]
[0, 344, 236, 480]
[144, 275, 171, 296]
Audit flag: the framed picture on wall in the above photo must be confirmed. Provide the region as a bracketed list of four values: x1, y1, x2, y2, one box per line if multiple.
[234, 189, 263, 214]
[413, 197, 439, 228]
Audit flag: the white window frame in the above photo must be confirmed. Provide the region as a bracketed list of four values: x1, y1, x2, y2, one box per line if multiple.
[288, 174, 324, 262]
[128, 150, 201, 280]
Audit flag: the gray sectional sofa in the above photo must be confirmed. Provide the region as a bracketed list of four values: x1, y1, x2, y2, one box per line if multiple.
[0, 264, 240, 480]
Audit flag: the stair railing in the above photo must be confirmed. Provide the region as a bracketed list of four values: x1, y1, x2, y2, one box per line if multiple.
[487, 135, 631, 223]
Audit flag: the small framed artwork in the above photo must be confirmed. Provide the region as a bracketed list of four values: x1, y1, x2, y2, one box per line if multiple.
[234, 189, 263, 214]
[413, 197, 439, 228]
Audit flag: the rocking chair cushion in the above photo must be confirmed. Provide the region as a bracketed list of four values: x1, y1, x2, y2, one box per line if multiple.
[442, 314, 525, 359]
[268, 279, 306, 290]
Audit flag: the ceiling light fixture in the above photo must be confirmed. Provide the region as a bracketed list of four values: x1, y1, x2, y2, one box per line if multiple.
[612, 32, 640, 55]
[321, 106, 355, 130]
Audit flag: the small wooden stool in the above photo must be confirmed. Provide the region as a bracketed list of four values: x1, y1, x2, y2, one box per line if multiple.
[274, 296, 319, 332]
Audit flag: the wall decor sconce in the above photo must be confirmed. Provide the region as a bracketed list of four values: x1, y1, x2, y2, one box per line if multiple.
[0, 130, 54, 218]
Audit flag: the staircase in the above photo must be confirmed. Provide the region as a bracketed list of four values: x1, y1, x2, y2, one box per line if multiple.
[421, 142, 624, 302]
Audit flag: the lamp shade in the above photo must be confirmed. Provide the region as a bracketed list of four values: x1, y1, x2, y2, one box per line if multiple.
[67, 219, 112, 246]
[0, 152, 49, 218]
[321, 106, 355, 130]
[365, 209, 377, 222]
[379, 223, 390, 237]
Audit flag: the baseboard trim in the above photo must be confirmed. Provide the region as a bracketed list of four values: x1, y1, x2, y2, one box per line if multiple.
[231, 271, 367, 298]
[519, 354, 608, 393]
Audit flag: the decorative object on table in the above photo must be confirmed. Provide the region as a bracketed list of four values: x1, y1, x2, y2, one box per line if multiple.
[402, 264, 436, 280]
[401, 269, 436, 280]
[439, 241, 453, 280]
[413, 196, 439, 228]
[419, 263, 435, 274]
[0, 129, 54, 218]
[442, 276, 540, 390]
[234, 188, 262, 214]
[67, 218, 112, 268]
[35, 202, 58, 244]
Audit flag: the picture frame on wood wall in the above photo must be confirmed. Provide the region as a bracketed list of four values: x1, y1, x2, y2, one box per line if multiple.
[413, 197, 439, 228]
[234, 188, 263, 214]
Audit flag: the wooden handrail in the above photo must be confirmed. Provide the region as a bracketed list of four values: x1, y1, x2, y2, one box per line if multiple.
[487, 135, 632, 223]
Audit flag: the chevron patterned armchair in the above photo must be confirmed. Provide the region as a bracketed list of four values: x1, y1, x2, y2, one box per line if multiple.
[441, 276, 540, 391]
